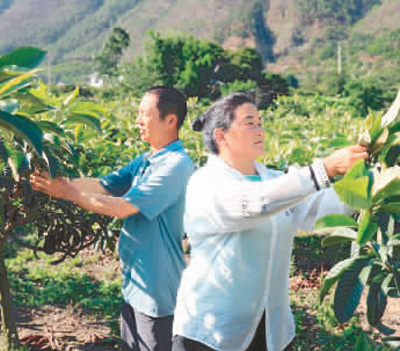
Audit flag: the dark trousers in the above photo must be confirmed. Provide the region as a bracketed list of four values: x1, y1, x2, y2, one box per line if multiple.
[121, 300, 174, 351]
[172, 312, 267, 351]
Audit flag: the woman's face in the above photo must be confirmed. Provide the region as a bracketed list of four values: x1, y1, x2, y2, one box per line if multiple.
[222, 102, 264, 161]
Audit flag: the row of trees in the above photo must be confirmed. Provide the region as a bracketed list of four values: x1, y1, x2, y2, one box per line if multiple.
[95, 30, 294, 107]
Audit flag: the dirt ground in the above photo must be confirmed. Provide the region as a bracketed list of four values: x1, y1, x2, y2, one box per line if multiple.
[4, 249, 400, 351]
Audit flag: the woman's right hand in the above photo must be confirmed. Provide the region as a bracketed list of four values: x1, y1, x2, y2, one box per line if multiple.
[323, 145, 369, 179]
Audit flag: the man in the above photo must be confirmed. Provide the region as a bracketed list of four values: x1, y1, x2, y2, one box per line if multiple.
[31, 86, 195, 351]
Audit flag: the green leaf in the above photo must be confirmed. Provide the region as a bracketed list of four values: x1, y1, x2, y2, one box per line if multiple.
[0, 66, 26, 83]
[379, 203, 400, 215]
[367, 273, 392, 326]
[381, 89, 400, 128]
[372, 166, 400, 203]
[321, 227, 358, 248]
[0, 47, 46, 69]
[13, 92, 52, 114]
[370, 113, 383, 142]
[315, 214, 358, 229]
[0, 111, 43, 154]
[355, 332, 374, 351]
[37, 121, 65, 136]
[383, 132, 400, 150]
[8, 149, 26, 180]
[357, 210, 378, 245]
[0, 69, 39, 99]
[43, 146, 60, 178]
[320, 257, 357, 303]
[343, 159, 367, 180]
[333, 257, 372, 323]
[334, 177, 371, 210]
[69, 102, 105, 116]
[326, 138, 352, 148]
[371, 128, 389, 155]
[63, 86, 79, 108]
[66, 113, 101, 133]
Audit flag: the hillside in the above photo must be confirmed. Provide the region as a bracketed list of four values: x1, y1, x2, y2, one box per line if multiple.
[1, 0, 400, 87]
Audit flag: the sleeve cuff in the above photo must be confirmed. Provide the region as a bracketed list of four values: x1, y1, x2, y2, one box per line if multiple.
[310, 159, 331, 190]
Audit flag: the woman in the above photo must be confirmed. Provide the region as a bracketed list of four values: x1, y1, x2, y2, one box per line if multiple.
[172, 93, 368, 351]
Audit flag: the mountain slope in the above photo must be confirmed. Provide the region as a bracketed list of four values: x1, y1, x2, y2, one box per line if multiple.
[1, 0, 400, 87]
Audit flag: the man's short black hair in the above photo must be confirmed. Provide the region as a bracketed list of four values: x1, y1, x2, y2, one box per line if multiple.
[145, 86, 187, 130]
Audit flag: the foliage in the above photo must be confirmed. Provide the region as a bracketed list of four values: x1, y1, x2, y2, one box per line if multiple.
[354, 332, 400, 351]
[0, 46, 109, 349]
[297, 0, 381, 25]
[94, 27, 130, 78]
[115, 32, 290, 103]
[316, 90, 400, 335]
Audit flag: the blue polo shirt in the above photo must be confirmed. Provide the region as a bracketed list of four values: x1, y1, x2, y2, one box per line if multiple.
[100, 139, 195, 317]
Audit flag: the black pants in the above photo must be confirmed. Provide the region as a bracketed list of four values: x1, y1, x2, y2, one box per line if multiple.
[121, 300, 174, 351]
[172, 312, 267, 351]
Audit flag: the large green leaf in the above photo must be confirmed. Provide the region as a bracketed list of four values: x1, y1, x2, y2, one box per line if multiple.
[321, 227, 358, 248]
[333, 257, 372, 323]
[0, 69, 39, 99]
[370, 113, 383, 142]
[343, 159, 367, 180]
[367, 273, 392, 327]
[334, 177, 371, 210]
[372, 166, 400, 203]
[357, 210, 378, 245]
[13, 92, 52, 114]
[379, 203, 400, 215]
[320, 257, 357, 302]
[315, 214, 358, 229]
[66, 113, 101, 133]
[38, 121, 65, 136]
[0, 111, 43, 155]
[0, 47, 46, 70]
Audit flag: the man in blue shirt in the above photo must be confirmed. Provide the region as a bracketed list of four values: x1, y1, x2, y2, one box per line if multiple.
[31, 86, 195, 351]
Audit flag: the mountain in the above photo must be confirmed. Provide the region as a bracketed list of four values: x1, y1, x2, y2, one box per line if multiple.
[1, 0, 399, 87]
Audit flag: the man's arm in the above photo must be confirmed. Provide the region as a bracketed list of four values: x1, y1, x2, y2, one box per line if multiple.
[30, 171, 139, 219]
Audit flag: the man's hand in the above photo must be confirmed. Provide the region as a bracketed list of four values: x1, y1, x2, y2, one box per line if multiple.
[30, 170, 72, 200]
[323, 145, 369, 178]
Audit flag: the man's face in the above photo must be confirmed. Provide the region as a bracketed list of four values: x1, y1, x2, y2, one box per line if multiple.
[137, 93, 168, 146]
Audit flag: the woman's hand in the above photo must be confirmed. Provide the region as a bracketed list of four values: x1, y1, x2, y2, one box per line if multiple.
[30, 170, 72, 200]
[323, 145, 369, 178]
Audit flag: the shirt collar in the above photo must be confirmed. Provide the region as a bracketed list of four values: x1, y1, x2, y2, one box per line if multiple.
[206, 154, 269, 180]
[144, 139, 184, 164]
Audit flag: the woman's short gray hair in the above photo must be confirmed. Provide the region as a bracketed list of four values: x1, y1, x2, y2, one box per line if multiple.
[192, 93, 254, 154]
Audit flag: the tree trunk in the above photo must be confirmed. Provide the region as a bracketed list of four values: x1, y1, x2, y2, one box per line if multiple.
[0, 253, 20, 350]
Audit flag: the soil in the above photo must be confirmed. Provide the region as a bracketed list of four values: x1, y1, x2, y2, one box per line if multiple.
[3, 247, 400, 351]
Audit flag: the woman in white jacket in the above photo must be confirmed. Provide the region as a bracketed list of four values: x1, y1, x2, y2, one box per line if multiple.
[172, 93, 368, 351]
